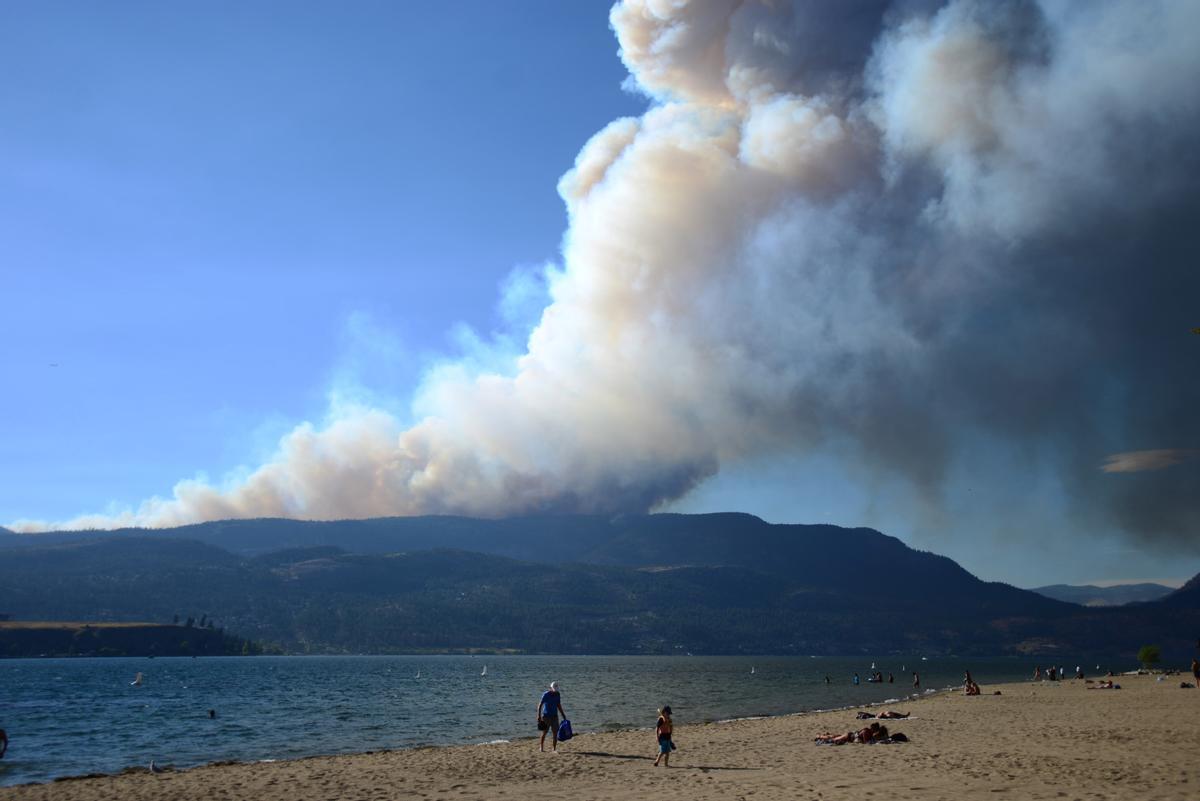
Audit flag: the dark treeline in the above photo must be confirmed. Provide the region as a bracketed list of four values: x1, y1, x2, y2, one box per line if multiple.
[0, 622, 268, 658]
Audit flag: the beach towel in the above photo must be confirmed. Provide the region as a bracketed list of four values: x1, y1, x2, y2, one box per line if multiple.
[557, 719, 573, 741]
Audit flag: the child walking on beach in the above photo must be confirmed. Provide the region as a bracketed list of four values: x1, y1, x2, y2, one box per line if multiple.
[654, 706, 674, 767]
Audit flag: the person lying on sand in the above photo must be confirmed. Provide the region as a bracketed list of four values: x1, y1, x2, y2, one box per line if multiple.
[1087, 680, 1121, 689]
[815, 722, 908, 744]
[856, 710, 909, 719]
[814, 729, 860, 745]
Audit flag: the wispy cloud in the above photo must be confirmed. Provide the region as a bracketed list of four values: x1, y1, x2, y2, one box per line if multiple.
[1102, 449, 1199, 473]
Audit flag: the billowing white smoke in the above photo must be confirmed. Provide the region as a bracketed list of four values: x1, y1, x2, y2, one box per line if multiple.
[15, 0, 1200, 544]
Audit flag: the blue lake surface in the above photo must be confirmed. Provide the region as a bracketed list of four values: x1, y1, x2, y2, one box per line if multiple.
[0, 654, 1054, 785]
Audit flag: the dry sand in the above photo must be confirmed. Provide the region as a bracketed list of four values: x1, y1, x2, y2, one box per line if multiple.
[3, 674, 1197, 801]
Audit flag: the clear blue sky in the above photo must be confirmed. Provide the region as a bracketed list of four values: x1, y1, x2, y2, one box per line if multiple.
[2, 0, 643, 518]
[2, 1, 1196, 590]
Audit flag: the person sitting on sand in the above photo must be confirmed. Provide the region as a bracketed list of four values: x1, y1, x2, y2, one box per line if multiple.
[653, 706, 674, 767]
[0, 728, 7, 759]
[537, 681, 566, 752]
[860, 723, 887, 742]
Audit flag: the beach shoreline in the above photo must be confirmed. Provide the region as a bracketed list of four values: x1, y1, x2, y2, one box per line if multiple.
[3, 675, 1197, 800]
[6, 685, 957, 788]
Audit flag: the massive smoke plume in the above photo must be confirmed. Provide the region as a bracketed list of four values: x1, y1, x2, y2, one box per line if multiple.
[16, 0, 1200, 549]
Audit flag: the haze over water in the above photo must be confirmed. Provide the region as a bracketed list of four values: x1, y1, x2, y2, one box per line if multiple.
[0, 654, 1066, 785]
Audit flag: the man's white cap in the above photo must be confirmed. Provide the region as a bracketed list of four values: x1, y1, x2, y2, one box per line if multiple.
[549, 681, 559, 690]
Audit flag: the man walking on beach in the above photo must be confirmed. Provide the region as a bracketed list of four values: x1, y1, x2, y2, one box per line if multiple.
[538, 681, 566, 752]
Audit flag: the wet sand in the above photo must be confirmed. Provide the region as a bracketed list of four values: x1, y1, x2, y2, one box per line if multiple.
[3, 674, 1196, 801]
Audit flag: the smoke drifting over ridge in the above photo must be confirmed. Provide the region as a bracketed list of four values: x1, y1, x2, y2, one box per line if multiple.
[16, 0, 1200, 548]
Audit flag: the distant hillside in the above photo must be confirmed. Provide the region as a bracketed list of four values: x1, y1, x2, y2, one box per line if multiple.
[0, 513, 1076, 613]
[1031, 583, 1175, 607]
[2, 514, 1196, 658]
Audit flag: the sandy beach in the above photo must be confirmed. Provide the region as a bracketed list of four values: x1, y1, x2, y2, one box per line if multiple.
[3, 674, 1196, 801]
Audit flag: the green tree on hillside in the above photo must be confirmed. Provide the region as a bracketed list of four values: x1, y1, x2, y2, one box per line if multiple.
[1137, 644, 1161, 670]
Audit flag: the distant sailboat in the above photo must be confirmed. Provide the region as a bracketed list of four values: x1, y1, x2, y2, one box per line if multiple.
[871, 662, 876, 670]
[415, 670, 421, 679]
[750, 666, 756, 675]
[131, 672, 144, 687]
[481, 665, 487, 677]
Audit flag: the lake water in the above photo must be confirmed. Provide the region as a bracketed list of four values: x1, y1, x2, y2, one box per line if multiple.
[0, 654, 1052, 785]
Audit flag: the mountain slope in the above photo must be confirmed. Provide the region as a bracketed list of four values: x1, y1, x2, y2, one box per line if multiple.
[2, 515, 1194, 657]
[1153, 574, 1200, 608]
[0, 513, 1068, 614]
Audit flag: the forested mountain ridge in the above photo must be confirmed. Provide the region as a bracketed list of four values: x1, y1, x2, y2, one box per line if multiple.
[2, 514, 1195, 658]
[2, 514, 1063, 609]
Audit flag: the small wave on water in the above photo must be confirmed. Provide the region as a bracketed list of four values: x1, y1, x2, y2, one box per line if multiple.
[597, 721, 635, 732]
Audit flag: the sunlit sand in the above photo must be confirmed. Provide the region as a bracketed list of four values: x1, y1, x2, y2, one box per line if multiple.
[4, 674, 1195, 801]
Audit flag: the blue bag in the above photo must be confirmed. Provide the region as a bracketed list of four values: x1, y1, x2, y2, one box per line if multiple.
[556, 718, 573, 741]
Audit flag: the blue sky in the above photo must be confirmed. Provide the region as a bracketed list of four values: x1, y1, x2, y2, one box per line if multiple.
[2, 0, 642, 518]
[3, 1, 1197, 589]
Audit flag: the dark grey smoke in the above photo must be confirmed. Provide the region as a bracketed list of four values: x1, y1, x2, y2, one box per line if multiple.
[15, 0, 1199, 553]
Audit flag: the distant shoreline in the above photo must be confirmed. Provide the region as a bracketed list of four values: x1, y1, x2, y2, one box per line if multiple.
[0, 621, 266, 659]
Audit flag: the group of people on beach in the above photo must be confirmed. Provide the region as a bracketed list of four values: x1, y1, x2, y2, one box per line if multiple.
[1033, 665, 1087, 681]
[537, 681, 674, 765]
[815, 720, 909, 745]
[537, 665, 930, 762]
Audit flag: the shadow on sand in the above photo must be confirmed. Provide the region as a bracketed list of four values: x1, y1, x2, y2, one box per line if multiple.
[569, 751, 755, 771]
